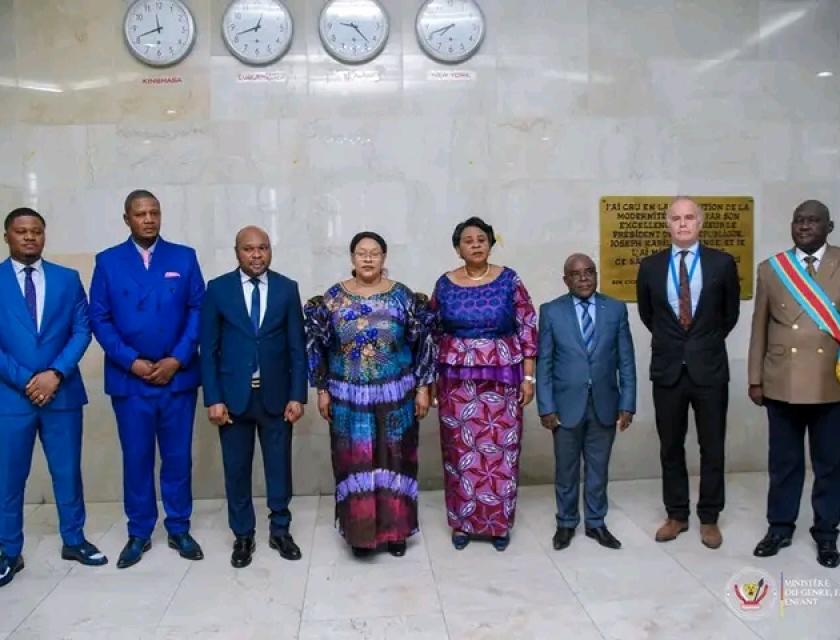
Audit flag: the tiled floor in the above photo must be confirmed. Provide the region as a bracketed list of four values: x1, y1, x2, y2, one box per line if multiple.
[2, 473, 838, 639]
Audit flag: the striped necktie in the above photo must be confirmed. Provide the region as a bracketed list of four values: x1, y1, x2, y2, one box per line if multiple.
[804, 255, 817, 279]
[580, 299, 595, 354]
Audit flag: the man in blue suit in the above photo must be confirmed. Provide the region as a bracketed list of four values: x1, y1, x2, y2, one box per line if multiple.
[90, 190, 205, 569]
[0, 208, 107, 588]
[537, 253, 636, 551]
[200, 226, 307, 569]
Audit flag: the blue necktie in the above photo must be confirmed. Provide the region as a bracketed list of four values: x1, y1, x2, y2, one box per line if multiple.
[249, 277, 261, 333]
[580, 299, 595, 354]
[24, 266, 37, 330]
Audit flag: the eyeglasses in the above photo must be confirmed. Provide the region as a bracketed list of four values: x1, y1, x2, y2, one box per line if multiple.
[353, 251, 384, 260]
[567, 268, 597, 280]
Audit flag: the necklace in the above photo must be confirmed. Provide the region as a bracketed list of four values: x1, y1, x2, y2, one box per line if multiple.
[463, 264, 491, 281]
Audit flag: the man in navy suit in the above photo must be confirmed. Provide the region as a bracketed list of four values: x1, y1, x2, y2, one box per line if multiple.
[200, 226, 307, 569]
[90, 190, 205, 569]
[0, 208, 107, 588]
[537, 253, 636, 551]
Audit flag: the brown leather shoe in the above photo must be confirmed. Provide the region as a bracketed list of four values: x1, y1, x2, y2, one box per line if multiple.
[655, 519, 689, 542]
[700, 524, 722, 549]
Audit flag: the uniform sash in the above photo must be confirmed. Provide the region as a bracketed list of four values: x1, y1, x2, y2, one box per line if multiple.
[769, 250, 840, 382]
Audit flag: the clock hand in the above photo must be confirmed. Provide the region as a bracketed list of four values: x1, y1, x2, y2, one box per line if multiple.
[237, 25, 259, 35]
[352, 24, 369, 43]
[430, 23, 456, 37]
[255, 14, 263, 31]
[138, 26, 161, 38]
[155, 13, 161, 32]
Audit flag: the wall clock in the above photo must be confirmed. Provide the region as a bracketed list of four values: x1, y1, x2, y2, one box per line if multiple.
[124, 0, 197, 67]
[318, 0, 390, 65]
[222, 0, 294, 65]
[416, 0, 485, 64]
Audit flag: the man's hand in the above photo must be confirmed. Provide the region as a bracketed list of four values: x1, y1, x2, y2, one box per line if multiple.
[415, 386, 430, 419]
[26, 370, 61, 407]
[208, 403, 233, 426]
[748, 384, 764, 407]
[130, 358, 155, 379]
[284, 401, 304, 424]
[540, 413, 560, 431]
[146, 357, 180, 386]
[616, 410, 633, 432]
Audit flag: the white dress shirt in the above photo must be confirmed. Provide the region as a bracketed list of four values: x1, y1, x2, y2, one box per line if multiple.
[241, 269, 268, 378]
[666, 242, 703, 317]
[795, 243, 827, 273]
[11, 258, 46, 331]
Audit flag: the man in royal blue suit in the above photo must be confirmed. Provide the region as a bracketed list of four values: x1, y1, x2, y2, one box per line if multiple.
[537, 253, 636, 552]
[0, 208, 107, 589]
[90, 190, 205, 569]
[200, 226, 307, 569]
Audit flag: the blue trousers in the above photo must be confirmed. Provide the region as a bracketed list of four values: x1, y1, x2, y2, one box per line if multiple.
[766, 399, 840, 543]
[0, 409, 86, 557]
[553, 397, 616, 529]
[219, 388, 293, 537]
[112, 391, 197, 540]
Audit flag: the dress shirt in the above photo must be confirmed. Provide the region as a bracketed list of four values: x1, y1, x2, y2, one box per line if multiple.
[666, 242, 703, 317]
[241, 269, 268, 379]
[11, 257, 45, 331]
[132, 238, 158, 269]
[795, 243, 827, 274]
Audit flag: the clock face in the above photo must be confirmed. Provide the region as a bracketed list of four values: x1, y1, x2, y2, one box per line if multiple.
[318, 0, 390, 65]
[123, 0, 196, 67]
[222, 0, 293, 65]
[416, 0, 485, 64]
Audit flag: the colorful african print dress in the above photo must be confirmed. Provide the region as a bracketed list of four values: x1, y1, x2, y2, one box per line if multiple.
[304, 283, 436, 549]
[431, 267, 538, 537]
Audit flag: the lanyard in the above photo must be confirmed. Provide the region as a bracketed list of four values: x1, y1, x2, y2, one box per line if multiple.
[669, 246, 701, 295]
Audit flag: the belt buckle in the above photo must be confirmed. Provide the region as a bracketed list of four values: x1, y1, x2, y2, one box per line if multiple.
[251, 378, 261, 389]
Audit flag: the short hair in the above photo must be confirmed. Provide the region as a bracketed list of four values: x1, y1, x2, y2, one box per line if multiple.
[452, 216, 496, 248]
[666, 196, 704, 221]
[350, 231, 388, 255]
[4, 207, 46, 231]
[793, 199, 830, 220]
[124, 189, 159, 214]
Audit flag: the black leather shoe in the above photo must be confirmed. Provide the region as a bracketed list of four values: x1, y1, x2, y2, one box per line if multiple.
[352, 546, 373, 558]
[451, 531, 470, 550]
[753, 532, 792, 558]
[231, 536, 255, 569]
[61, 540, 108, 566]
[552, 527, 575, 550]
[586, 526, 622, 550]
[388, 541, 407, 557]
[269, 532, 302, 561]
[168, 532, 204, 561]
[492, 534, 510, 552]
[117, 537, 151, 569]
[817, 540, 840, 568]
[0, 554, 24, 588]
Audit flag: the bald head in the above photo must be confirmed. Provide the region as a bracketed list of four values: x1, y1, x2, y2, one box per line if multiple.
[235, 226, 272, 277]
[563, 253, 598, 299]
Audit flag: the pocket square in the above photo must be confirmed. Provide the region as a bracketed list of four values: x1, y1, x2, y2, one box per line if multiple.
[164, 272, 181, 278]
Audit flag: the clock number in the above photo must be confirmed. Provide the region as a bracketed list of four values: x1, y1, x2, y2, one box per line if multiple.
[157, 49, 162, 57]
[135, 13, 143, 20]
[255, 48, 260, 55]
[135, 36, 141, 44]
[276, 37, 281, 43]
[145, 3, 151, 12]
[234, 35, 239, 43]
[229, 23, 236, 32]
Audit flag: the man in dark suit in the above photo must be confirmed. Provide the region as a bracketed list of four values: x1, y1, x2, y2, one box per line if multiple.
[636, 197, 740, 549]
[90, 190, 205, 569]
[748, 200, 840, 568]
[0, 208, 107, 589]
[200, 226, 307, 569]
[537, 253, 636, 552]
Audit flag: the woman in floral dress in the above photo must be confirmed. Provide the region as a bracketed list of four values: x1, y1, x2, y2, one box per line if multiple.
[431, 217, 538, 551]
[304, 232, 435, 557]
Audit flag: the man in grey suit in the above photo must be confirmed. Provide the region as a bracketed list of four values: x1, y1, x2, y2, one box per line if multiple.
[537, 254, 636, 551]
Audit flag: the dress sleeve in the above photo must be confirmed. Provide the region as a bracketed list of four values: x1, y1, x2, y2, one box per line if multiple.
[407, 291, 437, 386]
[512, 275, 538, 358]
[303, 295, 332, 390]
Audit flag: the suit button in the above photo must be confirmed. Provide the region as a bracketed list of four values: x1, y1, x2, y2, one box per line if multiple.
[818, 348, 825, 354]
[781, 303, 786, 308]
[791, 347, 798, 354]
[792, 324, 799, 330]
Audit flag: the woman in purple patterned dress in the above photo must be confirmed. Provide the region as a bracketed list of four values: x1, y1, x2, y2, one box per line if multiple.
[304, 232, 435, 558]
[430, 217, 538, 551]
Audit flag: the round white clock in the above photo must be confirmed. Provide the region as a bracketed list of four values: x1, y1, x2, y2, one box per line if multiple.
[222, 0, 293, 65]
[124, 0, 196, 67]
[318, 0, 390, 65]
[416, 0, 486, 64]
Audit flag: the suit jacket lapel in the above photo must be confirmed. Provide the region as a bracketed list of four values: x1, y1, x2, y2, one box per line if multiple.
[40, 260, 60, 336]
[816, 245, 840, 289]
[562, 295, 587, 354]
[655, 250, 682, 327]
[591, 293, 607, 354]
[227, 270, 254, 335]
[1, 258, 37, 335]
[690, 245, 709, 326]
[120, 238, 154, 297]
[260, 271, 282, 336]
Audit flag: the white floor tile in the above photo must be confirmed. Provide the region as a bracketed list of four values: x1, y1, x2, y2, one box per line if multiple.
[298, 614, 449, 640]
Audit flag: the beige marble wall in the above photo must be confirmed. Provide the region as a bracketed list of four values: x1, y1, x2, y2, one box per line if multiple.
[2, 0, 839, 503]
